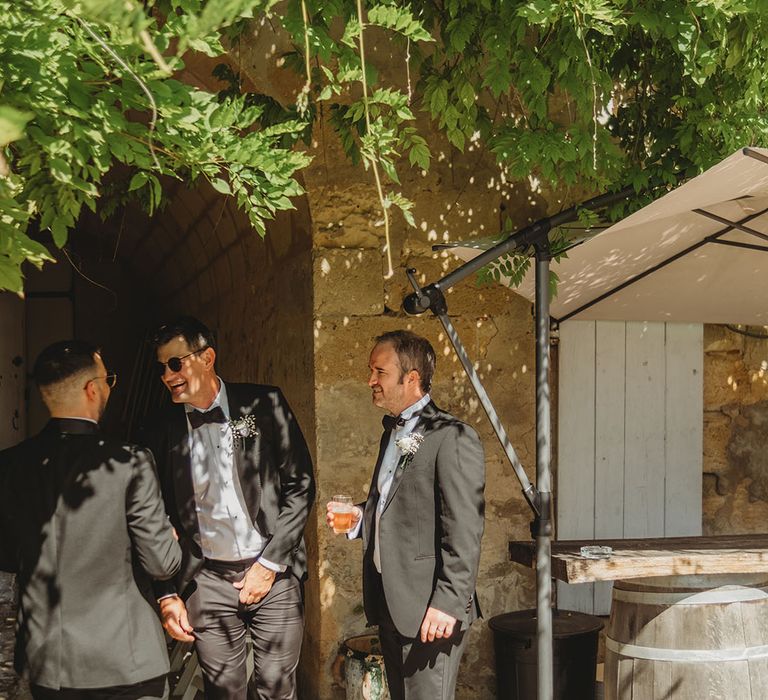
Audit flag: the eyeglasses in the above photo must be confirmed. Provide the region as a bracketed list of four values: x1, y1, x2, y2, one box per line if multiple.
[88, 374, 117, 389]
[155, 347, 209, 376]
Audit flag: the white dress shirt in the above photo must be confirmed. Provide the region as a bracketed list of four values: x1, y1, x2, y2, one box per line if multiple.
[371, 394, 431, 572]
[186, 380, 282, 571]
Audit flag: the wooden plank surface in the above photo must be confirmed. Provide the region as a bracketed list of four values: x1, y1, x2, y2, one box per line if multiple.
[510, 536, 768, 583]
[664, 323, 703, 536]
[556, 321, 596, 613]
[593, 321, 628, 614]
[624, 322, 666, 538]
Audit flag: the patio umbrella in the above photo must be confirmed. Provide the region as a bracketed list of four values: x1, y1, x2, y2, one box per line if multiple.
[452, 146, 768, 325]
[402, 146, 768, 700]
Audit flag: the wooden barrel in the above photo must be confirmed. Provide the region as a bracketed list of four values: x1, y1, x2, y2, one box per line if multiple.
[604, 574, 768, 700]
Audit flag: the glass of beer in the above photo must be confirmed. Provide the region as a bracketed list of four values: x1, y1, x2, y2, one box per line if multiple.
[331, 495, 354, 534]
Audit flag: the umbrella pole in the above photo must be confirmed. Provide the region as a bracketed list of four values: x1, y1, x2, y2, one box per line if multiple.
[534, 247, 554, 700]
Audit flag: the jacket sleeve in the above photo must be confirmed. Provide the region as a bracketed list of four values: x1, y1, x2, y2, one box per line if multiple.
[259, 388, 316, 566]
[126, 447, 182, 581]
[428, 423, 486, 620]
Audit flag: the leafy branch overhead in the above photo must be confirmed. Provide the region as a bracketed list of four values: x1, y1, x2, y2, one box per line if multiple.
[0, 0, 309, 293]
[3, 0, 768, 293]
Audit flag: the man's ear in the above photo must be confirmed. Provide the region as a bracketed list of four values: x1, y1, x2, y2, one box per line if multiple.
[203, 347, 217, 370]
[407, 369, 421, 389]
[84, 379, 98, 403]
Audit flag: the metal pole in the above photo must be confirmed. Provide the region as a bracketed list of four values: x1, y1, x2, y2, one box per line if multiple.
[435, 310, 538, 514]
[534, 249, 553, 700]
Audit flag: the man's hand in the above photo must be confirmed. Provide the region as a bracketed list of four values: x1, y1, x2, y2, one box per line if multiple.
[233, 561, 276, 605]
[159, 595, 194, 642]
[325, 502, 362, 533]
[420, 607, 457, 643]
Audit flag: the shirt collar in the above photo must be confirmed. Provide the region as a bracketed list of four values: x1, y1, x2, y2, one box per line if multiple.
[184, 377, 230, 419]
[57, 416, 98, 425]
[400, 393, 431, 421]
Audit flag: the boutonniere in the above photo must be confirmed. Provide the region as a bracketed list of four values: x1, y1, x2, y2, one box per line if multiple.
[227, 415, 258, 445]
[395, 432, 424, 469]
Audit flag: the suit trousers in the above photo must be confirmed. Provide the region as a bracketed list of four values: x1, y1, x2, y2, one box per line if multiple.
[30, 676, 168, 699]
[373, 573, 469, 700]
[185, 561, 304, 700]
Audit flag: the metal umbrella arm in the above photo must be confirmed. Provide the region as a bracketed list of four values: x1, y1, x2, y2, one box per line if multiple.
[405, 267, 541, 516]
[402, 184, 636, 517]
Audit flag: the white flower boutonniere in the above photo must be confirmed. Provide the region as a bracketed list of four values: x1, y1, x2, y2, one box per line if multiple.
[228, 415, 258, 445]
[395, 432, 424, 469]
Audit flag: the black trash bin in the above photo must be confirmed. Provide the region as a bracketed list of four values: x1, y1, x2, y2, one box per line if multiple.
[489, 608, 603, 700]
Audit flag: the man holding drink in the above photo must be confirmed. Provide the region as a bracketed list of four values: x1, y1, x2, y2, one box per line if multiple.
[326, 330, 485, 700]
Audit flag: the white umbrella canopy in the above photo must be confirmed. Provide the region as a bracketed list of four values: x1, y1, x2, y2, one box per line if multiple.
[450, 147, 768, 324]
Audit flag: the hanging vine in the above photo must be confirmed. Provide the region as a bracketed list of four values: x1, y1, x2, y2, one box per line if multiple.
[4, 0, 768, 292]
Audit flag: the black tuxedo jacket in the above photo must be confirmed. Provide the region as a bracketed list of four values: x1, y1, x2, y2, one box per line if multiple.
[0, 418, 181, 689]
[361, 401, 485, 638]
[144, 382, 315, 596]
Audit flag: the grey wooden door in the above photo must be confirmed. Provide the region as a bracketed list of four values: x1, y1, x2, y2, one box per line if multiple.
[556, 321, 703, 614]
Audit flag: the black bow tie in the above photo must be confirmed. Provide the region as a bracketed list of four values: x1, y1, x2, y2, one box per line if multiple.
[382, 414, 405, 432]
[188, 406, 227, 429]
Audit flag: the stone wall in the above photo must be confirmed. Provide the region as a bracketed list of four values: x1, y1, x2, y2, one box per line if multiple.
[225, 17, 548, 698]
[703, 325, 768, 535]
[303, 110, 539, 697]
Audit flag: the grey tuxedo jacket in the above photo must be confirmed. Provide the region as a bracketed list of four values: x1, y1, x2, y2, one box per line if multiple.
[0, 418, 181, 690]
[361, 401, 485, 638]
[145, 382, 315, 597]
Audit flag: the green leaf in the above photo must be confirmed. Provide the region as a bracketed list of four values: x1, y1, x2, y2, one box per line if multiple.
[128, 172, 149, 191]
[0, 106, 33, 146]
[50, 218, 69, 248]
[0, 256, 24, 294]
[211, 177, 232, 195]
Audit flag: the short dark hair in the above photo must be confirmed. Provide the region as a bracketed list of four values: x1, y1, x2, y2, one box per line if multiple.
[33, 340, 101, 388]
[374, 330, 436, 392]
[152, 316, 216, 352]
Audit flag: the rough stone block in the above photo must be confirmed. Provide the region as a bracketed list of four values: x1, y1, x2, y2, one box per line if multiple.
[310, 185, 382, 249]
[313, 249, 385, 315]
[704, 352, 750, 409]
[703, 324, 744, 353]
[703, 411, 732, 475]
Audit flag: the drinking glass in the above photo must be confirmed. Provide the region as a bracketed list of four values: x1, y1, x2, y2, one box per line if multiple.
[331, 495, 354, 534]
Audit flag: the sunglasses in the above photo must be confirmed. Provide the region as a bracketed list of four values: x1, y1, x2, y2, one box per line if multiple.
[88, 373, 118, 389]
[155, 347, 209, 376]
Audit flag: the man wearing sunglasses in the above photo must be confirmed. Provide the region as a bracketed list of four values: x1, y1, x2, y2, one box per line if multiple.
[0, 340, 181, 699]
[143, 316, 315, 700]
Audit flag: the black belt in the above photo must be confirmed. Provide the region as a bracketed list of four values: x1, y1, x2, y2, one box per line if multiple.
[203, 557, 258, 573]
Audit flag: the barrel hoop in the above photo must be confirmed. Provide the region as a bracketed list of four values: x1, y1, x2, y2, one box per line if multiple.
[605, 637, 768, 662]
[612, 585, 768, 606]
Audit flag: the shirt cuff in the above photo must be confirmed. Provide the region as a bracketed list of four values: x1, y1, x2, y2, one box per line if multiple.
[156, 593, 179, 603]
[258, 557, 287, 573]
[347, 515, 363, 540]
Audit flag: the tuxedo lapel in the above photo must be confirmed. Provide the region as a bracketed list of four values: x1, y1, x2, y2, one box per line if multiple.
[225, 382, 263, 529]
[364, 430, 391, 532]
[168, 406, 197, 536]
[370, 431, 391, 498]
[381, 401, 438, 512]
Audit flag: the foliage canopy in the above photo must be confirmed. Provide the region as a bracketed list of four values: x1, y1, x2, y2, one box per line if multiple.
[2, 0, 768, 292]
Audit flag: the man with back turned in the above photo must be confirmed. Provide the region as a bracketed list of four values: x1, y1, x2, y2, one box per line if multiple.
[0, 340, 181, 700]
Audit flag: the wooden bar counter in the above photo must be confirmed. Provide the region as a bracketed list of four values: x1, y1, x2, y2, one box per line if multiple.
[509, 535, 768, 700]
[510, 534, 768, 583]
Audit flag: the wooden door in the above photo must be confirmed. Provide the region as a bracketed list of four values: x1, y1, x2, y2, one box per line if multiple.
[0, 293, 25, 449]
[556, 321, 703, 614]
